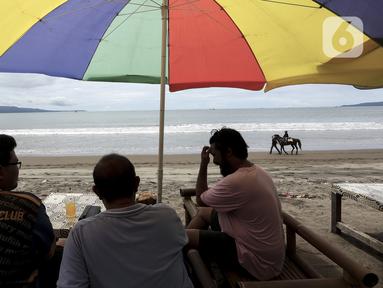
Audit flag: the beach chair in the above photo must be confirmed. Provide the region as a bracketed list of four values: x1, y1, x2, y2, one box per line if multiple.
[180, 188, 379, 288]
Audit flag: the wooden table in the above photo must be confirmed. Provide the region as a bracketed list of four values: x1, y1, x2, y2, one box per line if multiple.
[43, 193, 104, 237]
[331, 183, 383, 253]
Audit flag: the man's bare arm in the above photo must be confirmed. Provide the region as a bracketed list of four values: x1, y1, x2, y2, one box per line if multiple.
[196, 146, 210, 206]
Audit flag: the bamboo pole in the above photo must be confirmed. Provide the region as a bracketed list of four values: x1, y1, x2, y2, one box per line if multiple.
[282, 212, 379, 287]
[157, 0, 168, 203]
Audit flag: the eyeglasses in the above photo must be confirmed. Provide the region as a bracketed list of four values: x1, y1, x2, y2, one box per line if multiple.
[5, 161, 22, 169]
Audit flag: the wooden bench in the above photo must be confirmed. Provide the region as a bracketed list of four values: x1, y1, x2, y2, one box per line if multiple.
[180, 188, 379, 288]
[331, 183, 383, 254]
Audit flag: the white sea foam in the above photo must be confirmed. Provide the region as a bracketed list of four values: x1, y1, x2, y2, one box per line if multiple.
[2, 107, 382, 155]
[4, 122, 383, 136]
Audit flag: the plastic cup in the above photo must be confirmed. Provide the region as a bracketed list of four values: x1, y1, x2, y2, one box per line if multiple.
[65, 196, 76, 218]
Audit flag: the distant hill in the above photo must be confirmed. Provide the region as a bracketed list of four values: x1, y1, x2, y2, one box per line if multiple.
[341, 101, 383, 107]
[0, 106, 84, 113]
[0, 106, 55, 113]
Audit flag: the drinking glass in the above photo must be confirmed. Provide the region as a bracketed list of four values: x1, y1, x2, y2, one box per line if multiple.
[65, 196, 76, 219]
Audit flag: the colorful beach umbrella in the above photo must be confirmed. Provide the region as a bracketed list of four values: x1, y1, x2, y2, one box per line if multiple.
[1, 0, 382, 199]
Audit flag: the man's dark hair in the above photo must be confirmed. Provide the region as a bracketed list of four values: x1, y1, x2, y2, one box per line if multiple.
[93, 154, 137, 202]
[209, 128, 248, 159]
[0, 134, 17, 166]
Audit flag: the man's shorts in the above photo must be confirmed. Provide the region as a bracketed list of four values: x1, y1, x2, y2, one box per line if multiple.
[198, 209, 238, 264]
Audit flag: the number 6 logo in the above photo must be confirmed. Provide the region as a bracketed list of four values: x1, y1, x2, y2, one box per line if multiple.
[323, 16, 364, 58]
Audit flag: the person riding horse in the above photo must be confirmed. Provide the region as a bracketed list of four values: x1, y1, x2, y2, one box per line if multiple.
[270, 134, 302, 155]
[283, 131, 293, 143]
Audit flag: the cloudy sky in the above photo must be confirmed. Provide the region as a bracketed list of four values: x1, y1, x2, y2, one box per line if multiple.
[0, 73, 382, 111]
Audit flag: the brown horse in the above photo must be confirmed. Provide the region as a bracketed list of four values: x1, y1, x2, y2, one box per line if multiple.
[270, 134, 302, 155]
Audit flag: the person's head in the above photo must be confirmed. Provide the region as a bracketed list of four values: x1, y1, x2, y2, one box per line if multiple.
[209, 128, 248, 176]
[0, 134, 19, 191]
[92, 154, 140, 203]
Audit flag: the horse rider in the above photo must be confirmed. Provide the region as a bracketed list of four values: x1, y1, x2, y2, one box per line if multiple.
[283, 131, 292, 143]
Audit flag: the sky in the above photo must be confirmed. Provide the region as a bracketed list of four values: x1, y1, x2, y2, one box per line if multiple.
[0, 73, 382, 111]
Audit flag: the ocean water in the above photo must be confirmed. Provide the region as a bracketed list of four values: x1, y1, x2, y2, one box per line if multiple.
[0, 107, 382, 156]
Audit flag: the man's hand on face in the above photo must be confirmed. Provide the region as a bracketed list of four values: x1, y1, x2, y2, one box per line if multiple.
[201, 146, 210, 166]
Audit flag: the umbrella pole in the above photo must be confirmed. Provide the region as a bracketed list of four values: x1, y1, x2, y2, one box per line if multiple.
[157, 0, 168, 203]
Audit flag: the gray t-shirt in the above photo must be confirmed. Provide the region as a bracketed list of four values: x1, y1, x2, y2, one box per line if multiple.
[58, 203, 193, 288]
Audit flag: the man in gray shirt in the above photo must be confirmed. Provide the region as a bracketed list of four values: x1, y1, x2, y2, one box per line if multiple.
[58, 154, 193, 288]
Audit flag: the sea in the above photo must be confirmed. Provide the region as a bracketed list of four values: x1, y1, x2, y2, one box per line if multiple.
[0, 107, 382, 156]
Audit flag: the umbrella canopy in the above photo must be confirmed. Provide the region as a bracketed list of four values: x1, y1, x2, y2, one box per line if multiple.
[1, 0, 382, 90]
[1, 0, 382, 200]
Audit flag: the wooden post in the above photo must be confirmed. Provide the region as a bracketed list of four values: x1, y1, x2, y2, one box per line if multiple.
[184, 202, 191, 225]
[331, 191, 342, 233]
[286, 225, 296, 256]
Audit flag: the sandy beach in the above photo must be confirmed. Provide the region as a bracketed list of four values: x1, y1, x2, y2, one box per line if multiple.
[17, 149, 383, 285]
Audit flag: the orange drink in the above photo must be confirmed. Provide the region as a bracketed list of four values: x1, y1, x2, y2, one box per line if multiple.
[65, 197, 76, 218]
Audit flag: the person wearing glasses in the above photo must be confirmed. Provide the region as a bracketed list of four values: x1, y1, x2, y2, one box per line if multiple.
[0, 134, 57, 287]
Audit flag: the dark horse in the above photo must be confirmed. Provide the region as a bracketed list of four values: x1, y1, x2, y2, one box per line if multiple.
[270, 134, 302, 155]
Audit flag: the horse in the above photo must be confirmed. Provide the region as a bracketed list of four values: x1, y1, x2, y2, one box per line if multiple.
[269, 136, 281, 154]
[270, 134, 302, 155]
